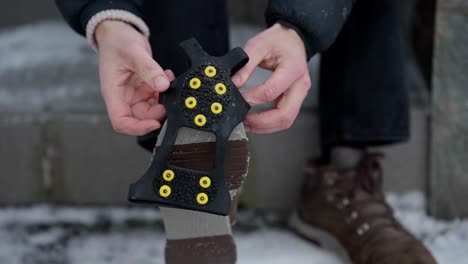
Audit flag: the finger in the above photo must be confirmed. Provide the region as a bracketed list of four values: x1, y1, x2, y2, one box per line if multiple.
[107, 98, 161, 135]
[104, 89, 161, 135]
[232, 39, 268, 88]
[244, 76, 311, 134]
[242, 62, 305, 106]
[112, 116, 161, 136]
[132, 101, 167, 120]
[165, 69, 176, 81]
[130, 48, 170, 93]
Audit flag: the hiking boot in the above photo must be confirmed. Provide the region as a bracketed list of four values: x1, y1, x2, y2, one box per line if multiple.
[290, 153, 437, 264]
[159, 123, 249, 264]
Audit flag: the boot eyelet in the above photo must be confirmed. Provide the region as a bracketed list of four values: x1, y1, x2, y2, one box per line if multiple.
[346, 211, 359, 223]
[324, 171, 338, 186]
[342, 198, 350, 207]
[356, 222, 370, 236]
[335, 198, 351, 210]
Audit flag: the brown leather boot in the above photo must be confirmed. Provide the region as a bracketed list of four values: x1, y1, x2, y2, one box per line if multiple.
[290, 153, 437, 264]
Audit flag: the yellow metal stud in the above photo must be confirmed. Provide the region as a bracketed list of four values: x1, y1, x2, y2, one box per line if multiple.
[196, 193, 209, 205]
[159, 185, 172, 198]
[163, 169, 175, 181]
[204, 66, 217, 77]
[210, 102, 223, 114]
[199, 176, 211, 188]
[215, 83, 227, 95]
[185, 97, 197, 109]
[194, 114, 207, 127]
[189, 78, 201, 89]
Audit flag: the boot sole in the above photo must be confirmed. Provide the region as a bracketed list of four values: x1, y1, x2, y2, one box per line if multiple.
[158, 123, 249, 264]
[165, 234, 237, 264]
[289, 211, 352, 264]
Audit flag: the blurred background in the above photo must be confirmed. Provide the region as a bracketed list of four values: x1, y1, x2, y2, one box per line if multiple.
[0, 0, 467, 263]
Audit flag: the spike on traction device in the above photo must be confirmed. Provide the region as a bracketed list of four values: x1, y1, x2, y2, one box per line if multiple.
[128, 38, 250, 216]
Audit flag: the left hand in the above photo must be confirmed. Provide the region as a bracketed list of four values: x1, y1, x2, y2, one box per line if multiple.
[233, 23, 311, 134]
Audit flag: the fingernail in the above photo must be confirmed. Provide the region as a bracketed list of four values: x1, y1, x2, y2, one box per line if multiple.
[153, 76, 168, 91]
[232, 75, 242, 86]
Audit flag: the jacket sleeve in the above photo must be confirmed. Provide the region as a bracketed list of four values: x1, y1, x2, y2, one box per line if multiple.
[265, 0, 355, 59]
[55, 0, 145, 36]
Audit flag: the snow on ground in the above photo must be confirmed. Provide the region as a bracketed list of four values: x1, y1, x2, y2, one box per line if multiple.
[0, 191, 467, 264]
[387, 192, 468, 264]
[0, 21, 92, 72]
[0, 21, 100, 113]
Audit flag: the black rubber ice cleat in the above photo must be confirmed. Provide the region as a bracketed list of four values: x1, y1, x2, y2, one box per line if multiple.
[128, 38, 250, 216]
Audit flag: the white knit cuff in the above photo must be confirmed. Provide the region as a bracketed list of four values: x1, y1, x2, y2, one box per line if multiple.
[86, 9, 150, 49]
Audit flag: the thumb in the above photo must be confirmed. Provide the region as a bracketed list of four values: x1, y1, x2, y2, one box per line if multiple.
[232, 38, 268, 88]
[131, 48, 170, 92]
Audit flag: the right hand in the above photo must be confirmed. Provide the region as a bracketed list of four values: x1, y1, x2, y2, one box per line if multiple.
[95, 20, 174, 136]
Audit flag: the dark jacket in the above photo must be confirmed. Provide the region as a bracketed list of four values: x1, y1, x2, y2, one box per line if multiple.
[55, 0, 354, 59]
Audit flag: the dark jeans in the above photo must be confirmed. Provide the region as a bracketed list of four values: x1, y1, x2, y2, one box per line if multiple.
[137, 0, 409, 154]
[319, 0, 409, 152]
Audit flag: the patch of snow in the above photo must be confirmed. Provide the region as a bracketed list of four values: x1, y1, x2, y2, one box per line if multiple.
[387, 191, 468, 264]
[0, 21, 93, 72]
[0, 191, 467, 263]
[236, 229, 343, 264]
[0, 83, 97, 110]
[68, 230, 164, 264]
[28, 227, 66, 246]
[0, 205, 160, 227]
[0, 230, 26, 264]
[0, 21, 100, 113]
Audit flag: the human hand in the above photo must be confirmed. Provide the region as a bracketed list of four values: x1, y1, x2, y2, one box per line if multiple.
[232, 23, 311, 134]
[95, 20, 174, 135]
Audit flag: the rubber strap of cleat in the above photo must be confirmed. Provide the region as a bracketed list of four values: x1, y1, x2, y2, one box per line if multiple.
[128, 38, 250, 216]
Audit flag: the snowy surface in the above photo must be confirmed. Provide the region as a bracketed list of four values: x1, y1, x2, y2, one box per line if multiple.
[0, 21, 100, 113]
[0, 22, 93, 72]
[0, 191, 466, 264]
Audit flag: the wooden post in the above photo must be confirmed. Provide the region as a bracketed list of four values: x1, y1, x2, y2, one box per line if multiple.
[429, 0, 468, 219]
